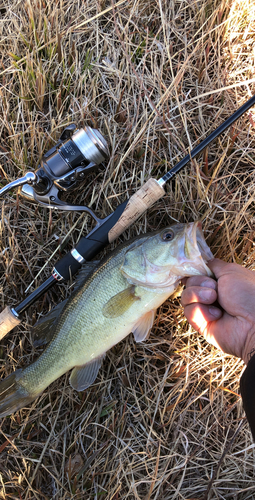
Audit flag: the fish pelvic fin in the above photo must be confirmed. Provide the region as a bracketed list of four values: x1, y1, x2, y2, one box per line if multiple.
[132, 309, 156, 342]
[0, 370, 38, 418]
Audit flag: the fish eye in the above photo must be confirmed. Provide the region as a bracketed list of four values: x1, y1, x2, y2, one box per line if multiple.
[161, 229, 175, 241]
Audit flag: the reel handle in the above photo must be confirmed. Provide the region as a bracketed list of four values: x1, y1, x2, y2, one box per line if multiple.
[0, 172, 36, 197]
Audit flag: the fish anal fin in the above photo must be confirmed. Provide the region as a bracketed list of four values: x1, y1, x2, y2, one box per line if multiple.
[132, 310, 156, 342]
[70, 355, 105, 392]
[103, 285, 140, 318]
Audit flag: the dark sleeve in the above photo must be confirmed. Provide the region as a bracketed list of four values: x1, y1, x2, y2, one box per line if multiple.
[240, 353, 255, 441]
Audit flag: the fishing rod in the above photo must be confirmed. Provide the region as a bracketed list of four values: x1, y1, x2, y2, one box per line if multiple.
[0, 93, 255, 337]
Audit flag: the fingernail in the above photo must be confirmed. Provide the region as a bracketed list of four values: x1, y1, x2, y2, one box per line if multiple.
[200, 280, 216, 289]
[209, 307, 221, 318]
[198, 289, 214, 300]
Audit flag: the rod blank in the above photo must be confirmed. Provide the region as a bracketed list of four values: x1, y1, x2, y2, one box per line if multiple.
[161, 93, 255, 184]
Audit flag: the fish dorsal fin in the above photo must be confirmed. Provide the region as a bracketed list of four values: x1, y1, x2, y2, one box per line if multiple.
[70, 354, 105, 391]
[33, 298, 68, 347]
[73, 261, 100, 290]
[102, 285, 140, 318]
[132, 309, 156, 342]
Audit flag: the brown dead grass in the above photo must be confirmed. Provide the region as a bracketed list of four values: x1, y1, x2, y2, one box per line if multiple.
[0, 0, 255, 498]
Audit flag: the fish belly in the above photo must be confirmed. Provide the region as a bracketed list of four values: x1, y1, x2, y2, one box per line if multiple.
[18, 275, 175, 396]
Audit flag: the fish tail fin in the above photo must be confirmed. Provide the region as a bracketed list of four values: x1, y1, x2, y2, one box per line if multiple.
[0, 370, 37, 418]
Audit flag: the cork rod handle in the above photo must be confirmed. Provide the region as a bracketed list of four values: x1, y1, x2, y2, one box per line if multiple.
[0, 307, 21, 339]
[108, 178, 166, 243]
[0, 178, 165, 337]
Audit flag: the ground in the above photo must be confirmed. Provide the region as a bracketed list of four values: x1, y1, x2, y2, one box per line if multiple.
[0, 0, 255, 498]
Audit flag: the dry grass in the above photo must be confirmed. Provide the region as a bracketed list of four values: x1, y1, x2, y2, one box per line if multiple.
[0, 0, 255, 498]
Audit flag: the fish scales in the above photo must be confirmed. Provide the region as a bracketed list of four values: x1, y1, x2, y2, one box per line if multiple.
[20, 237, 164, 395]
[0, 222, 214, 417]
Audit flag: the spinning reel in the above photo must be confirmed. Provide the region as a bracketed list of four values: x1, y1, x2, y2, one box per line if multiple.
[0, 93, 255, 335]
[0, 124, 109, 220]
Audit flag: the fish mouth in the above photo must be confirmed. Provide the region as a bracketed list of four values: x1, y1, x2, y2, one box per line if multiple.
[193, 221, 214, 262]
[184, 221, 214, 276]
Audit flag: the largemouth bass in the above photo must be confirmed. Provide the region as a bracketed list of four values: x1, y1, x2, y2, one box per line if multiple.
[0, 221, 213, 417]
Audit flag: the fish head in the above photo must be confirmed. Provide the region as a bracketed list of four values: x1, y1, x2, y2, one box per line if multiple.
[121, 221, 214, 288]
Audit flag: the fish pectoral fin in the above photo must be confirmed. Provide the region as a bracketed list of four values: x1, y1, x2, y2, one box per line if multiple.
[70, 354, 105, 392]
[132, 309, 156, 342]
[102, 285, 140, 318]
[32, 298, 68, 347]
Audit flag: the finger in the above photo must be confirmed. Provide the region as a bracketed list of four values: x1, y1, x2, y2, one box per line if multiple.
[184, 303, 239, 357]
[208, 258, 241, 278]
[184, 275, 217, 289]
[183, 303, 222, 333]
[181, 286, 217, 307]
[208, 258, 229, 276]
[209, 257, 254, 280]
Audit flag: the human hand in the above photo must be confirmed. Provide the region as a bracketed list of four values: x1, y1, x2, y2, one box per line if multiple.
[181, 259, 255, 364]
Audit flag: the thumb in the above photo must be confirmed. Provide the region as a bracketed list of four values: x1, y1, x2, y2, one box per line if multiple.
[208, 258, 239, 279]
